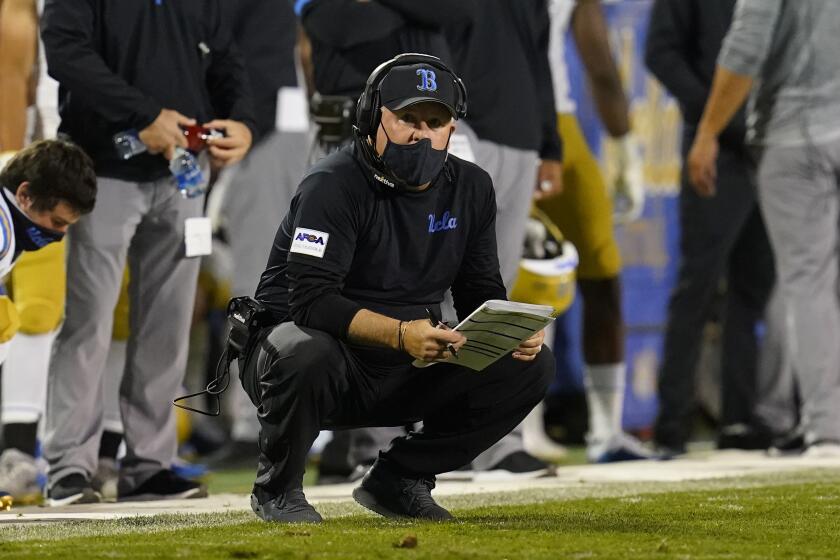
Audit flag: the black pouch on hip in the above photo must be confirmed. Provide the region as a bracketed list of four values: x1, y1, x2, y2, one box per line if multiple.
[174, 297, 274, 416]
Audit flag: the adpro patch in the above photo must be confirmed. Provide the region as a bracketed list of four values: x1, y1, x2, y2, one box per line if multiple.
[290, 227, 330, 258]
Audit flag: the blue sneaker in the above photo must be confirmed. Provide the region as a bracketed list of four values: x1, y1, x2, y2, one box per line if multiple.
[171, 459, 208, 479]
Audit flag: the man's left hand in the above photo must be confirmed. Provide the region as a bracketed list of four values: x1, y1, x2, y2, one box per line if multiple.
[512, 329, 545, 362]
[202, 119, 253, 168]
[534, 160, 563, 201]
[688, 132, 719, 197]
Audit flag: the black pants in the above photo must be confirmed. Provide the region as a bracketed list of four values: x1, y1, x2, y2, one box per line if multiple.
[655, 142, 776, 448]
[240, 322, 554, 496]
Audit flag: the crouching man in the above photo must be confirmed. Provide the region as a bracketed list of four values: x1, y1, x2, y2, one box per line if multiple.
[240, 54, 554, 523]
[0, 140, 96, 363]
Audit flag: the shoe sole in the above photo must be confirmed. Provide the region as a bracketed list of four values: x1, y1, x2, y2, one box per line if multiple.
[352, 487, 453, 521]
[117, 487, 208, 502]
[250, 494, 323, 523]
[352, 487, 402, 519]
[47, 490, 102, 507]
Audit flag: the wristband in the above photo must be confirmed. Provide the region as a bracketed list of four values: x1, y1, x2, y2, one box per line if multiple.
[397, 321, 408, 352]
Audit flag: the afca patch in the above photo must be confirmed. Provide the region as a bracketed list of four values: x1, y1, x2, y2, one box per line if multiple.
[290, 227, 329, 258]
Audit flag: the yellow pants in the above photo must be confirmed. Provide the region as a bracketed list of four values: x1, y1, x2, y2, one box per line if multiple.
[9, 240, 66, 334]
[536, 113, 622, 279]
[6, 239, 132, 339]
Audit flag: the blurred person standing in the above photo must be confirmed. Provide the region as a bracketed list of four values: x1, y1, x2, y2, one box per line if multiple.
[205, 0, 307, 470]
[645, 0, 789, 455]
[540, 0, 652, 463]
[688, 0, 840, 456]
[0, 0, 37, 151]
[300, 0, 466, 152]
[444, 0, 563, 478]
[41, 0, 255, 506]
[0, 0, 68, 505]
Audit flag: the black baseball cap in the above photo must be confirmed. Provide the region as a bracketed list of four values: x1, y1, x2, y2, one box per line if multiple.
[379, 63, 460, 119]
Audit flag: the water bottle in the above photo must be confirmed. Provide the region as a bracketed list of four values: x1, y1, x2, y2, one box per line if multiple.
[113, 129, 147, 160]
[169, 146, 206, 198]
[114, 128, 206, 198]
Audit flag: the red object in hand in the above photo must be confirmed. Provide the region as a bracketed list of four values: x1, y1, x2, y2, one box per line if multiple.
[182, 125, 224, 153]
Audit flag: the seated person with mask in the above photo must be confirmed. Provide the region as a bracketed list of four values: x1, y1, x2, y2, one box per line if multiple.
[240, 54, 555, 523]
[0, 139, 97, 365]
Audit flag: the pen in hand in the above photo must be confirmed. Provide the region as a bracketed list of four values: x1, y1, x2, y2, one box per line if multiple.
[425, 307, 459, 359]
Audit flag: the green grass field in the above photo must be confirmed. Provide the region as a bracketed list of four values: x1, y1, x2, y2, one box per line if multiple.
[2, 469, 839, 559]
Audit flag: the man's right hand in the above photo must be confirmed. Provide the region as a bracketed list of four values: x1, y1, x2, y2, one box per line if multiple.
[138, 109, 195, 160]
[402, 319, 466, 362]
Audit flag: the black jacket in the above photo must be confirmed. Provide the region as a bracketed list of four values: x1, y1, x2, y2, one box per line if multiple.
[224, 0, 298, 142]
[446, 0, 562, 160]
[256, 144, 506, 342]
[300, 0, 475, 99]
[645, 0, 746, 149]
[42, 0, 256, 181]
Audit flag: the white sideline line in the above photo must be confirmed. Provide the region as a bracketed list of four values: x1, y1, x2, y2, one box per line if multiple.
[2, 450, 839, 523]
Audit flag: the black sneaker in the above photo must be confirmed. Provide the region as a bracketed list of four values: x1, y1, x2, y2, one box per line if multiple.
[47, 473, 102, 507]
[475, 451, 553, 481]
[717, 424, 773, 450]
[118, 469, 207, 502]
[768, 429, 806, 457]
[352, 458, 453, 521]
[652, 435, 687, 459]
[654, 444, 686, 460]
[250, 488, 323, 523]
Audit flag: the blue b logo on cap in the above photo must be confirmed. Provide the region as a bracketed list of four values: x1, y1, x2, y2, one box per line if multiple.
[416, 69, 437, 92]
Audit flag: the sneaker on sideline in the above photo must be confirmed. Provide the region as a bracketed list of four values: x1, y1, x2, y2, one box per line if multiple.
[716, 423, 773, 451]
[0, 448, 42, 505]
[117, 469, 207, 502]
[473, 451, 553, 481]
[171, 457, 209, 480]
[47, 473, 102, 507]
[653, 444, 686, 461]
[92, 457, 119, 502]
[767, 429, 806, 457]
[250, 487, 323, 523]
[588, 433, 656, 463]
[802, 441, 840, 459]
[353, 457, 453, 521]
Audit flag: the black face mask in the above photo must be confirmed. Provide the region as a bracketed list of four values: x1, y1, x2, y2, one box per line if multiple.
[2, 188, 65, 254]
[381, 129, 449, 187]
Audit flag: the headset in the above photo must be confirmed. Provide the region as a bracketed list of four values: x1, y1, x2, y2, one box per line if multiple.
[354, 53, 468, 190]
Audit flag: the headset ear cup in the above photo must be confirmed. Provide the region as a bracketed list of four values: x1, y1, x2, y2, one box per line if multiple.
[455, 76, 468, 119]
[356, 92, 370, 137]
[368, 91, 381, 136]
